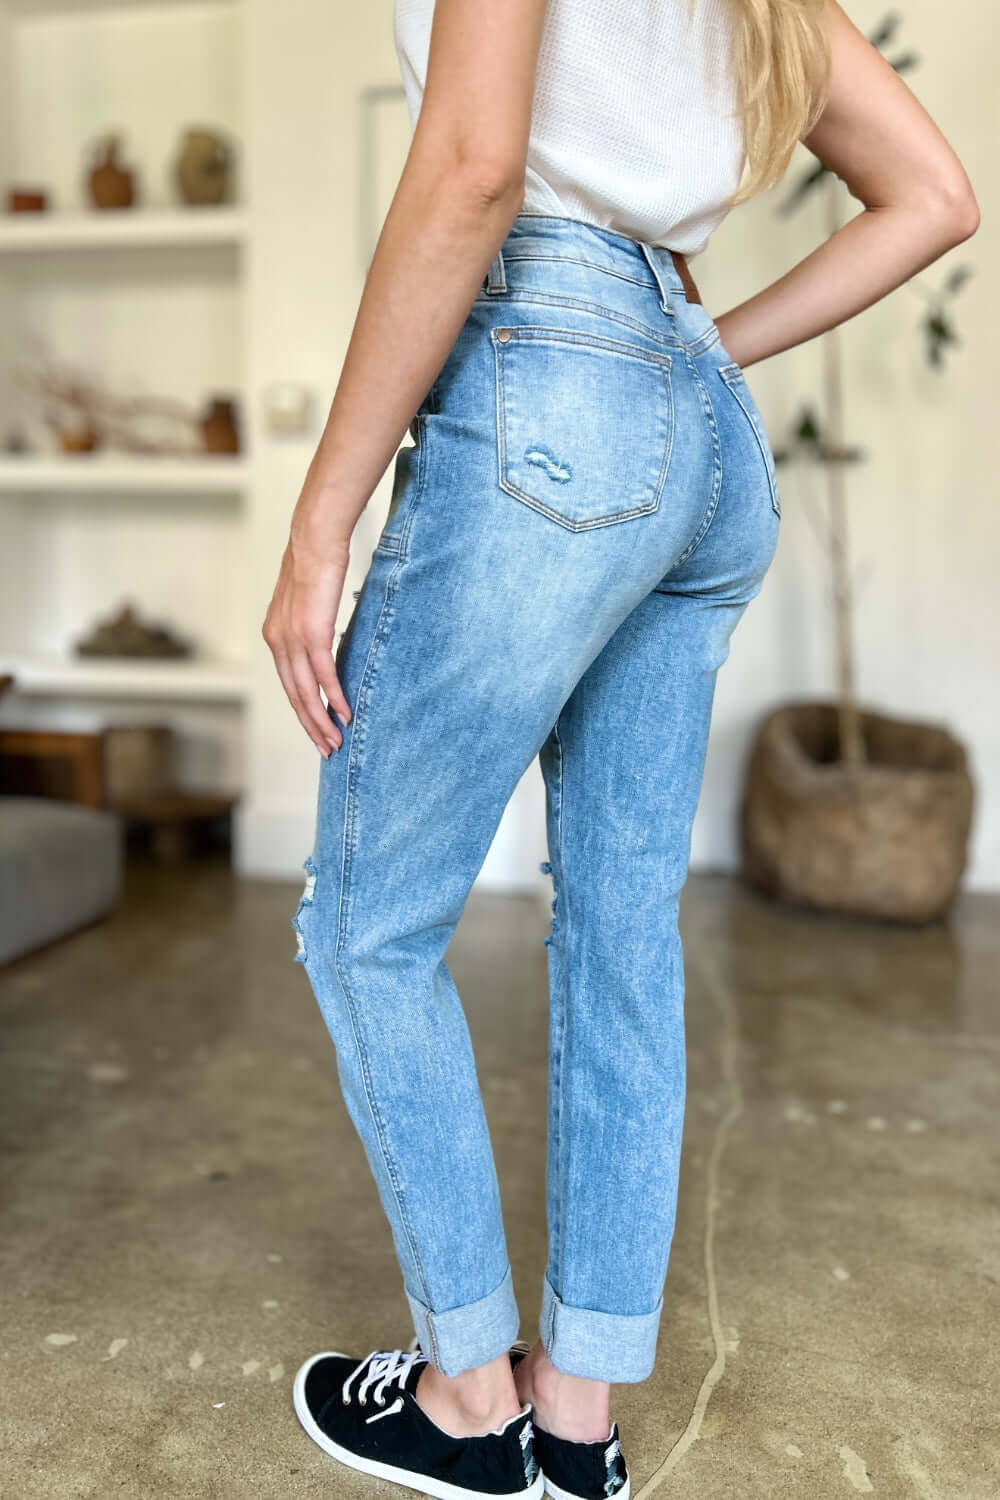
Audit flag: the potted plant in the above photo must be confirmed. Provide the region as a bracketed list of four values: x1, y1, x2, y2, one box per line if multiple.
[739, 13, 975, 924]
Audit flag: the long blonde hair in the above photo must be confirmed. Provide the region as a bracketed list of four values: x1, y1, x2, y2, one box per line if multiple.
[716, 0, 834, 205]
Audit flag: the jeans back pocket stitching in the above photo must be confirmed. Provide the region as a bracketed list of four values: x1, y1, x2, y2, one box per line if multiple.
[493, 327, 674, 531]
[494, 323, 673, 368]
[473, 288, 679, 350]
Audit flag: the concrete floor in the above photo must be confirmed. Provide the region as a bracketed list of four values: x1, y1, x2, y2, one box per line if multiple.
[1, 857, 998, 1499]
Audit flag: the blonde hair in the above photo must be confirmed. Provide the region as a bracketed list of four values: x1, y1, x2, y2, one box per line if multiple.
[712, 0, 834, 206]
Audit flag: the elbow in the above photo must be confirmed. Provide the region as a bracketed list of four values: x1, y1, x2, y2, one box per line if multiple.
[408, 120, 525, 213]
[448, 156, 526, 213]
[949, 189, 981, 244]
[925, 175, 981, 246]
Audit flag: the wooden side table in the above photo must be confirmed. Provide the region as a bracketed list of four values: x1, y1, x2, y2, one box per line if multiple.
[0, 721, 240, 862]
[109, 790, 240, 862]
[0, 728, 107, 807]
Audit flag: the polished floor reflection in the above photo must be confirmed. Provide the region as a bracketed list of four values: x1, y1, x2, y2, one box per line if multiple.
[1, 858, 997, 1498]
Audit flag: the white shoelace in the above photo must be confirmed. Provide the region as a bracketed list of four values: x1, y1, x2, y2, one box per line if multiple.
[341, 1347, 427, 1407]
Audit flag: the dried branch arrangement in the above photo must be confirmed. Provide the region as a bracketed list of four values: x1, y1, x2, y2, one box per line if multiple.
[14, 334, 205, 455]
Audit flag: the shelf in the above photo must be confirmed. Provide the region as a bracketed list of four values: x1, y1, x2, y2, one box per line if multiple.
[0, 454, 249, 496]
[0, 654, 249, 703]
[4, 1, 240, 22]
[0, 205, 247, 255]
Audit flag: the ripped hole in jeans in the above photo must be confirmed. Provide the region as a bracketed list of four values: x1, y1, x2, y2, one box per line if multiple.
[291, 855, 318, 964]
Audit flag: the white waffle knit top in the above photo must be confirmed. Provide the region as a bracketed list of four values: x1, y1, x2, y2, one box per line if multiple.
[393, 0, 746, 257]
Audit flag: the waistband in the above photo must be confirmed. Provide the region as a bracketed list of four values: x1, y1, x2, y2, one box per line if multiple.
[482, 212, 701, 310]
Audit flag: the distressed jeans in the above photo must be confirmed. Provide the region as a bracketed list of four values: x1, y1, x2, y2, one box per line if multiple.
[291, 213, 781, 1382]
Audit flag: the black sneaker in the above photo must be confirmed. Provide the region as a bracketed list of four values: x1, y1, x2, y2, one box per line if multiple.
[507, 1344, 630, 1500]
[293, 1345, 544, 1499]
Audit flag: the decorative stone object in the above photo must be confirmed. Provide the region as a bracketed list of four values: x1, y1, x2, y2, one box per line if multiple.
[174, 127, 233, 206]
[740, 701, 974, 924]
[74, 603, 192, 660]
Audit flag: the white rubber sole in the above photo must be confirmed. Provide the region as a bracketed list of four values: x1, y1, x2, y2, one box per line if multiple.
[542, 1475, 630, 1500]
[292, 1351, 545, 1500]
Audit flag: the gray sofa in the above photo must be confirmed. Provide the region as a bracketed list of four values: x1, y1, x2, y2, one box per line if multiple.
[0, 797, 123, 965]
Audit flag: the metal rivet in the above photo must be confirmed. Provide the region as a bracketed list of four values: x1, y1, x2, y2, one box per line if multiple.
[495, 328, 513, 343]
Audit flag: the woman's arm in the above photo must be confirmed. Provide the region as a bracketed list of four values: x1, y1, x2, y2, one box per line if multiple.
[263, 0, 547, 757]
[714, 0, 980, 370]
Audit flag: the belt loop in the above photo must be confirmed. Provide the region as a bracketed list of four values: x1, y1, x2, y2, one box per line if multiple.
[483, 246, 507, 294]
[638, 241, 675, 316]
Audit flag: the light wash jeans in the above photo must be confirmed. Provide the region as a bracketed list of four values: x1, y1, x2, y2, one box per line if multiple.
[291, 213, 781, 1383]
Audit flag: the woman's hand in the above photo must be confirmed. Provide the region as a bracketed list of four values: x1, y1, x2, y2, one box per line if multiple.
[261, 508, 353, 759]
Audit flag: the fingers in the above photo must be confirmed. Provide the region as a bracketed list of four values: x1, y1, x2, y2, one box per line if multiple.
[307, 642, 352, 729]
[288, 646, 343, 754]
[261, 551, 353, 756]
[271, 647, 338, 758]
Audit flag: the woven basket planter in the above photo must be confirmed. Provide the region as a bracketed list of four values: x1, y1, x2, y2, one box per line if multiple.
[740, 701, 974, 923]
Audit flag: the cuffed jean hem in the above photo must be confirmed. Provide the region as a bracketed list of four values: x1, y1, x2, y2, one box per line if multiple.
[540, 1273, 663, 1383]
[406, 1264, 521, 1376]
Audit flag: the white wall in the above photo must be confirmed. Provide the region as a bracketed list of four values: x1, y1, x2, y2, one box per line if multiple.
[238, 0, 996, 894]
[235, 0, 548, 885]
[238, 0, 393, 877]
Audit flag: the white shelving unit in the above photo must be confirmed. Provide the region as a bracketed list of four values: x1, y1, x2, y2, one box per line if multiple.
[0, 203, 247, 253]
[0, 453, 248, 494]
[0, 0, 249, 804]
[0, 651, 248, 701]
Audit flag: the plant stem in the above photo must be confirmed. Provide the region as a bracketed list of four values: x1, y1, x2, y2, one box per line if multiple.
[823, 176, 865, 766]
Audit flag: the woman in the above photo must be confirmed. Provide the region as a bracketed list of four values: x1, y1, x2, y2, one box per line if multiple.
[263, 1, 978, 1495]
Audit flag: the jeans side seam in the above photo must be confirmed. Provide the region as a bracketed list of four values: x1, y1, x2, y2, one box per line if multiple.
[661, 348, 724, 577]
[548, 717, 568, 1298]
[718, 368, 782, 518]
[332, 437, 438, 1363]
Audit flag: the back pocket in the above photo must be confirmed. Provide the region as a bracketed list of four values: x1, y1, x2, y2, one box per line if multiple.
[492, 325, 674, 532]
[717, 364, 781, 518]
